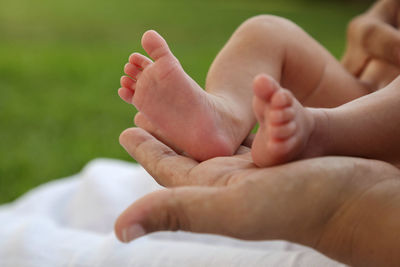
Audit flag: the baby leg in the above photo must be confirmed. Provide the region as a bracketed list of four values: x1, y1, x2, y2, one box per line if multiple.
[252, 73, 400, 167]
[119, 16, 368, 161]
[205, 16, 369, 130]
[321, 75, 400, 166]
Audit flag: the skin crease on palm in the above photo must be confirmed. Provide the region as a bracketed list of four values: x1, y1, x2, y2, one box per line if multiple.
[114, 0, 400, 266]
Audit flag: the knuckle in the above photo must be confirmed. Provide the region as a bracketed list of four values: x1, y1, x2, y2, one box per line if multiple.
[360, 23, 379, 50]
[347, 15, 379, 49]
[165, 189, 191, 231]
[346, 15, 364, 36]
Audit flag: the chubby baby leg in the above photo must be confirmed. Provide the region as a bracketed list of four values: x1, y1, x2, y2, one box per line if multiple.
[252, 74, 400, 167]
[205, 15, 370, 113]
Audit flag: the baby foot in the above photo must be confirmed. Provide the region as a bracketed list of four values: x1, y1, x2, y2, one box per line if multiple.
[251, 74, 317, 167]
[118, 30, 240, 161]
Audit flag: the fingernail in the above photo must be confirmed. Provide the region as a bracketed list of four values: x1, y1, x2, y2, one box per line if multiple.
[121, 224, 146, 242]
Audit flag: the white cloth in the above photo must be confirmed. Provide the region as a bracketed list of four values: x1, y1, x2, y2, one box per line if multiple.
[0, 158, 347, 267]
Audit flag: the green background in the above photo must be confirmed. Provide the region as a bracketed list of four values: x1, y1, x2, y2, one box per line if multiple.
[0, 0, 372, 203]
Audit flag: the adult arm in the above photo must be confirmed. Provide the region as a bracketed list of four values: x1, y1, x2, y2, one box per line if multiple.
[115, 128, 400, 267]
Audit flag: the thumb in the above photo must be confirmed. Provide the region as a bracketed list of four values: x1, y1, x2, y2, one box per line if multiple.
[114, 186, 239, 242]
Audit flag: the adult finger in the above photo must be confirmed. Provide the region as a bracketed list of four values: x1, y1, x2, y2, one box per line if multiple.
[342, 15, 372, 76]
[114, 186, 242, 242]
[119, 127, 197, 187]
[343, 15, 400, 74]
[341, 44, 369, 77]
[362, 19, 400, 67]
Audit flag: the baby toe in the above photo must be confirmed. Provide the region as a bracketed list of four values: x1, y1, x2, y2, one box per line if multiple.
[120, 75, 136, 90]
[271, 89, 293, 108]
[118, 87, 134, 104]
[124, 63, 143, 80]
[269, 107, 295, 125]
[269, 121, 297, 140]
[129, 53, 153, 69]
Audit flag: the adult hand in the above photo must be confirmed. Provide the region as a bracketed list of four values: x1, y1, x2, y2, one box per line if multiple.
[342, 0, 400, 89]
[342, 0, 400, 75]
[115, 127, 400, 267]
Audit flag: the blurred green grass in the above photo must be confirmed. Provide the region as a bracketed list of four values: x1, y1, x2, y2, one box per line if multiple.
[0, 0, 371, 203]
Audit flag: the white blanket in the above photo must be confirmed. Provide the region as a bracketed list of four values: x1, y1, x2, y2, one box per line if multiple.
[0, 159, 347, 267]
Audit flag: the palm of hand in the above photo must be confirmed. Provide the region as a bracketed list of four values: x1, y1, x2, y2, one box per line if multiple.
[119, 128, 391, 245]
[159, 148, 256, 187]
